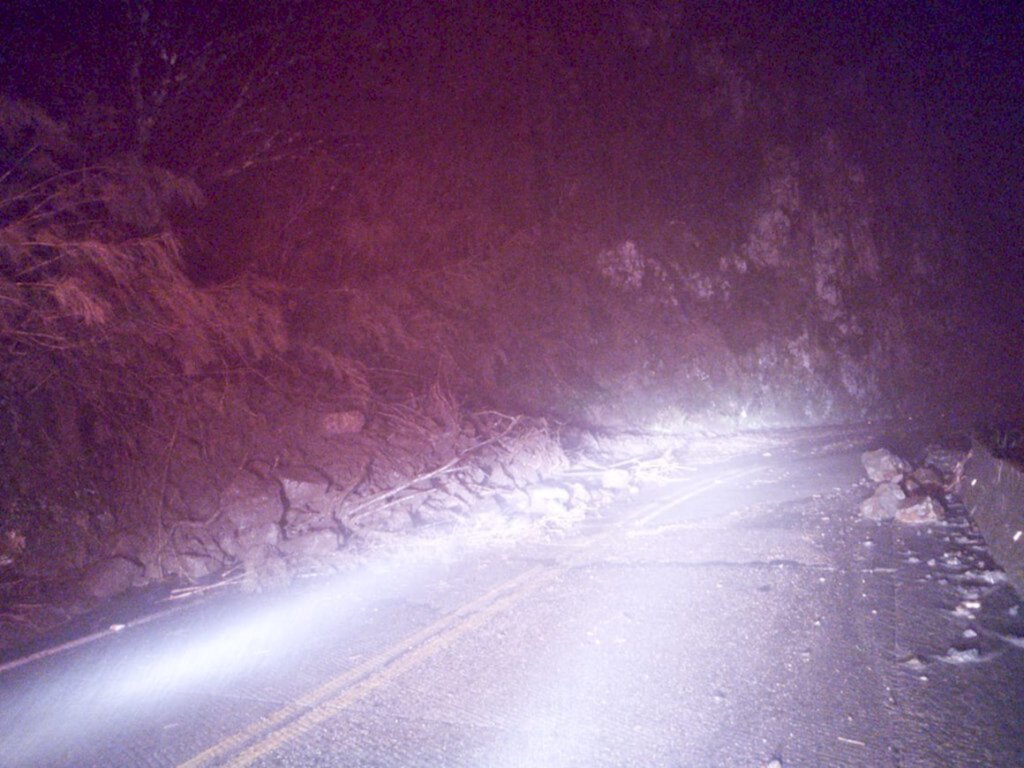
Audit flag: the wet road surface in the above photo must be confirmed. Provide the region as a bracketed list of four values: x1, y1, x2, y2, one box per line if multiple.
[2, 430, 1022, 767]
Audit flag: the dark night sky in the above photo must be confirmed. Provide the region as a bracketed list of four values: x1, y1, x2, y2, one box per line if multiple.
[2, 1, 1021, 279]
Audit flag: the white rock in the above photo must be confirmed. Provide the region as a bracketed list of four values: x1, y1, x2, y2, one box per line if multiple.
[527, 483, 571, 505]
[940, 647, 981, 664]
[861, 448, 910, 483]
[600, 468, 632, 489]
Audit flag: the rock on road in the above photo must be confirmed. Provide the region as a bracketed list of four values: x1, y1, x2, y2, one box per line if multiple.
[1, 430, 1022, 767]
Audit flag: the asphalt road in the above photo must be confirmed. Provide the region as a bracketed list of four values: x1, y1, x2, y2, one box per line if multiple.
[2, 430, 1023, 767]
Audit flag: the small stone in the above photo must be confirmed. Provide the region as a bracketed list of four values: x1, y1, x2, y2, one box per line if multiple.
[952, 603, 975, 619]
[466, 495, 504, 518]
[940, 647, 981, 664]
[219, 477, 285, 529]
[236, 521, 282, 552]
[0, 529, 26, 567]
[414, 501, 462, 526]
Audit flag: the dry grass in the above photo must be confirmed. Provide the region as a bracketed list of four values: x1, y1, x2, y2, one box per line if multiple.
[0, 98, 298, 529]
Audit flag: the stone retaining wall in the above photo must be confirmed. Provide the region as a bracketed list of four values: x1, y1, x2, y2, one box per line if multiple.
[961, 441, 1024, 598]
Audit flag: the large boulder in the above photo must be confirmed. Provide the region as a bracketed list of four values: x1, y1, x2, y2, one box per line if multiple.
[895, 495, 944, 525]
[861, 448, 911, 483]
[859, 481, 905, 520]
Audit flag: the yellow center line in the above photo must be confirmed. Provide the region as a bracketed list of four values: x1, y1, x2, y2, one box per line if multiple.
[177, 563, 550, 768]
[221, 567, 562, 767]
[631, 465, 764, 527]
[180, 465, 758, 766]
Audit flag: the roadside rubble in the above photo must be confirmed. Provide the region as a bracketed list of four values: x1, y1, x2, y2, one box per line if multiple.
[0, 413, 817, 656]
[0, 413, 687, 655]
[858, 446, 965, 525]
[170, 424, 855, 598]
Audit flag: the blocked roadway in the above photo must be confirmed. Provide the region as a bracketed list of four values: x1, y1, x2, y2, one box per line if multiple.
[1, 430, 1022, 766]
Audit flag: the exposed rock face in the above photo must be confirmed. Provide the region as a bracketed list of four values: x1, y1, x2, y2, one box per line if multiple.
[861, 449, 911, 483]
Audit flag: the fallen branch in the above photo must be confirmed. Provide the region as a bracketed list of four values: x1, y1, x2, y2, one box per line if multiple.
[347, 456, 462, 524]
[164, 570, 245, 601]
[344, 415, 524, 525]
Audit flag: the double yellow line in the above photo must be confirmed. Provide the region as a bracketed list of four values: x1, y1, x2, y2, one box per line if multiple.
[180, 465, 761, 767]
[178, 561, 556, 768]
